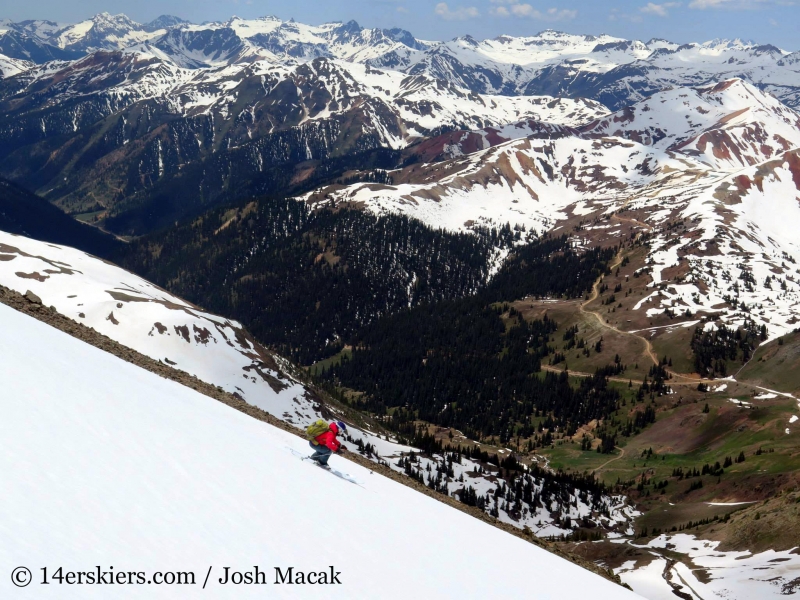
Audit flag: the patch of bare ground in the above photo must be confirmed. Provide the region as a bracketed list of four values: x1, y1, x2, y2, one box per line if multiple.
[585, 244, 664, 334]
[562, 540, 655, 571]
[0, 284, 623, 586]
[706, 487, 800, 553]
[738, 329, 800, 394]
[635, 501, 750, 535]
[633, 395, 777, 455]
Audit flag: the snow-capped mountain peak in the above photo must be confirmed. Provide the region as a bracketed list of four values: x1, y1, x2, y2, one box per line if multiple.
[1, 13, 799, 112]
[581, 78, 800, 169]
[143, 14, 189, 32]
[48, 12, 164, 53]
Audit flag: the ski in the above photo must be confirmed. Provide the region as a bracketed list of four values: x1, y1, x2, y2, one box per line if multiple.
[286, 447, 363, 486]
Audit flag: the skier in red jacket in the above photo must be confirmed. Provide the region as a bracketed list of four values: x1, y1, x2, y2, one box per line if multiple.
[310, 421, 347, 467]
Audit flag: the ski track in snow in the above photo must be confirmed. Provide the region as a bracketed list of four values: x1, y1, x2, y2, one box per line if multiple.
[287, 447, 363, 486]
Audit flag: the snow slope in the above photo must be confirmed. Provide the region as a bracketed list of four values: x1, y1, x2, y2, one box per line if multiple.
[623, 147, 800, 342]
[0, 301, 641, 599]
[582, 79, 800, 170]
[305, 128, 696, 234]
[0, 231, 316, 425]
[41, 13, 164, 53]
[0, 52, 32, 77]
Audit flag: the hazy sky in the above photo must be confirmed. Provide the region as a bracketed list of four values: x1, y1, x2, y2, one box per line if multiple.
[3, 0, 799, 50]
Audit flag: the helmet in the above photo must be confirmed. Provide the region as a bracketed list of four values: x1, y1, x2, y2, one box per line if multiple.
[336, 421, 347, 434]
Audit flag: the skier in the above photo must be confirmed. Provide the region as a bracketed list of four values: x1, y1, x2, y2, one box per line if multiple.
[307, 420, 347, 467]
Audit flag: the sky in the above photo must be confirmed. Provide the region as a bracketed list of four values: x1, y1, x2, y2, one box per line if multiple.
[1, 0, 798, 50]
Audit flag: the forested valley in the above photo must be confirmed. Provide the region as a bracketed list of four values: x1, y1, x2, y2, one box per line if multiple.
[320, 238, 627, 440]
[118, 197, 521, 364]
[119, 199, 672, 453]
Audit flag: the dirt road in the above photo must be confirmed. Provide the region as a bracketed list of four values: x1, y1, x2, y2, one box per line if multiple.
[578, 251, 698, 384]
[592, 447, 626, 474]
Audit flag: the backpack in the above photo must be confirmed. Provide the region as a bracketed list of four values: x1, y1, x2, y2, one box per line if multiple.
[306, 419, 330, 445]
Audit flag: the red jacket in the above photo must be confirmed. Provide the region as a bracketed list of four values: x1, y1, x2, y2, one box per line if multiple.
[314, 422, 342, 452]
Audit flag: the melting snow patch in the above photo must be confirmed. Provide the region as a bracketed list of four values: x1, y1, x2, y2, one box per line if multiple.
[790, 415, 798, 424]
[617, 558, 677, 600]
[618, 534, 800, 599]
[754, 392, 778, 400]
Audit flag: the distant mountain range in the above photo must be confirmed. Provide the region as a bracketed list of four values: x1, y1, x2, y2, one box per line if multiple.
[1, 12, 800, 363]
[0, 15, 798, 231]
[1, 13, 798, 107]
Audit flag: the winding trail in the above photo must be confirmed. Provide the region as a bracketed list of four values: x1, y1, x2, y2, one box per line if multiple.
[563, 249, 798, 399]
[592, 446, 626, 474]
[578, 250, 698, 384]
[542, 364, 703, 387]
[610, 214, 653, 231]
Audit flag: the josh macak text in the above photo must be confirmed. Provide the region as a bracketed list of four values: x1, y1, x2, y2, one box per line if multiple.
[219, 566, 342, 585]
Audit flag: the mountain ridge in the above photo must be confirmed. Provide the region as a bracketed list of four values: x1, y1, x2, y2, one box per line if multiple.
[1, 13, 799, 109]
[307, 78, 800, 348]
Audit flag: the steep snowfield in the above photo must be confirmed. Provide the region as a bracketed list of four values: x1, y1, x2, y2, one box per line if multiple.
[0, 302, 640, 599]
[0, 231, 316, 424]
[0, 52, 32, 77]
